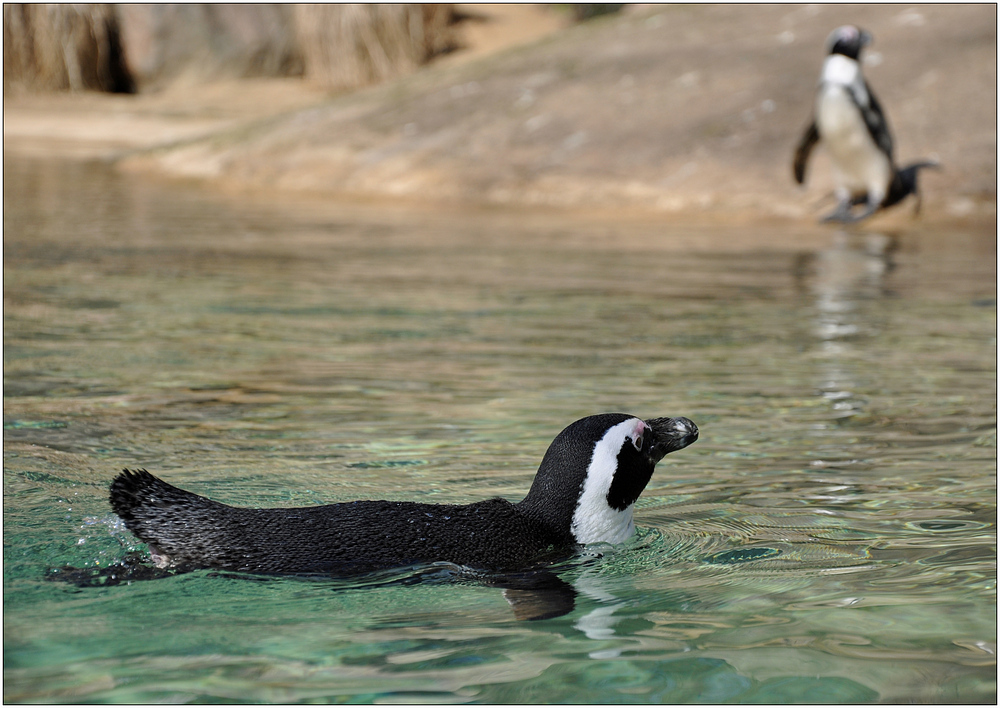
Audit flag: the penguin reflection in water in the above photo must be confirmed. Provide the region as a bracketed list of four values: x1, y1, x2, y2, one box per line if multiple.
[91, 413, 698, 620]
[793, 25, 938, 223]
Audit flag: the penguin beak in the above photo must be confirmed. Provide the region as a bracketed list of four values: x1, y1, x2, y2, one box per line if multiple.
[859, 29, 872, 48]
[645, 417, 699, 462]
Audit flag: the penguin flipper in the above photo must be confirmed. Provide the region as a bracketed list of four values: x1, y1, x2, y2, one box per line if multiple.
[793, 120, 820, 184]
[494, 570, 577, 621]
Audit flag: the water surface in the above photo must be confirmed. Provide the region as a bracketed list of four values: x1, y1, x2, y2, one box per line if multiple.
[4, 157, 996, 703]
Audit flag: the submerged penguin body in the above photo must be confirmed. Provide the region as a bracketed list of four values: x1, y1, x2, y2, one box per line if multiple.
[110, 414, 698, 575]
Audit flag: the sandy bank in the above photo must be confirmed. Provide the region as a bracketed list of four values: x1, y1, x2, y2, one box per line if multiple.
[4, 4, 995, 229]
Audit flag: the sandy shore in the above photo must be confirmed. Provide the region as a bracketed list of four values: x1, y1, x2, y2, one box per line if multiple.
[4, 4, 995, 229]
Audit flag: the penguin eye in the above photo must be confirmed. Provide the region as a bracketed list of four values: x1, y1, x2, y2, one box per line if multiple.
[631, 434, 643, 451]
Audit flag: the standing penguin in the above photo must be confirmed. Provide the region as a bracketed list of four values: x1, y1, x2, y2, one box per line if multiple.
[793, 25, 937, 223]
[109, 413, 698, 576]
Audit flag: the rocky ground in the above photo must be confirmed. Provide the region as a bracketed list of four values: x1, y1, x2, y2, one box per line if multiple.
[4, 4, 996, 229]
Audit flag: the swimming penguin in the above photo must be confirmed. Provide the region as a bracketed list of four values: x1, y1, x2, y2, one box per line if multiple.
[109, 413, 698, 576]
[793, 25, 938, 223]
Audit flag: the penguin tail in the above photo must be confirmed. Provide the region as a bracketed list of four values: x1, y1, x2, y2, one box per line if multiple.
[110, 468, 205, 521]
[883, 160, 940, 210]
[109, 469, 231, 566]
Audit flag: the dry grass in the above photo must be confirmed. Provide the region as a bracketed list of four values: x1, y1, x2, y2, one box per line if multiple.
[3, 3, 132, 94]
[293, 4, 454, 91]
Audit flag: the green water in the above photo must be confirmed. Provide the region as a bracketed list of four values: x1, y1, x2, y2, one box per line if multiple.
[4, 157, 996, 703]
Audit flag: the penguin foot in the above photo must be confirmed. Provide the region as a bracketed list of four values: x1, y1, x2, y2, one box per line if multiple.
[46, 552, 188, 587]
[821, 200, 878, 224]
[820, 201, 856, 223]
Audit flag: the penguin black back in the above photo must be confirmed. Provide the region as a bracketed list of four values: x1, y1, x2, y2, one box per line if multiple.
[111, 470, 563, 574]
[109, 414, 698, 576]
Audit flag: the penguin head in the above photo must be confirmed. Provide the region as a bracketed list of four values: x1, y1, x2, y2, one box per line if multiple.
[826, 25, 872, 61]
[517, 413, 698, 545]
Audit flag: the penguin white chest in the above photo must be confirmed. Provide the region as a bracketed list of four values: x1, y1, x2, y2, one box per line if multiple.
[815, 86, 891, 196]
[570, 419, 644, 545]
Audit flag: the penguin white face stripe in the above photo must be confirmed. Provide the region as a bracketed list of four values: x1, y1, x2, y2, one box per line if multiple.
[570, 418, 646, 545]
